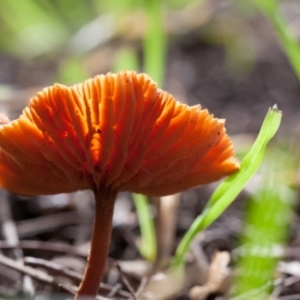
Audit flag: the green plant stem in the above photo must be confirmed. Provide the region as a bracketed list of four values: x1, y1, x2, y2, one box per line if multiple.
[143, 0, 166, 87]
[75, 189, 116, 299]
[133, 194, 157, 262]
[253, 0, 300, 82]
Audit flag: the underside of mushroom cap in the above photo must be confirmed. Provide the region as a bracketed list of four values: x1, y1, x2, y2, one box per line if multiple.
[0, 71, 239, 196]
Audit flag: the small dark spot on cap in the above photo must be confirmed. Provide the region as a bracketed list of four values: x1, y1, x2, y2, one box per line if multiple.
[97, 128, 101, 134]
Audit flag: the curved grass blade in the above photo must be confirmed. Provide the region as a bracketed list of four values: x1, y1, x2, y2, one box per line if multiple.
[251, 0, 300, 82]
[232, 159, 295, 298]
[172, 105, 282, 267]
[143, 0, 166, 87]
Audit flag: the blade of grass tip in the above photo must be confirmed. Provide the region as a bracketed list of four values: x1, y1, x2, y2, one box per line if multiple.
[172, 105, 282, 267]
[252, 0, 300, 82]
[132, 194, 157, 262]
[207, 104, 281, 207]
[143, 0, 166, 87]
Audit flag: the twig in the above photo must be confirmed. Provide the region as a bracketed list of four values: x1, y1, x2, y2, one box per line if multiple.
[0, 190, 35, 296]
[24, 256, 132, 299]
[16, 211, 78, 238]
[0, 253, 75, 295]
[106, 283, 122, 298]
[24, 256, 83, 284]
[116, 262, 137, 300]
[135, 276, 149, 298]
[0, 240, 88, 257]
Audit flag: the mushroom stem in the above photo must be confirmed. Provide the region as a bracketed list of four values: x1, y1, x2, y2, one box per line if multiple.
[75, 189, 116, 299]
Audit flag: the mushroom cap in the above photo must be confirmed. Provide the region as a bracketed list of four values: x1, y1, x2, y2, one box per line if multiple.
[0, 71, 239, 196]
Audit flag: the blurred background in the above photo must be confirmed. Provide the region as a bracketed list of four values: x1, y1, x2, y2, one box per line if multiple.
[0, 0, 299, 135]
[0, 0, 300, 299]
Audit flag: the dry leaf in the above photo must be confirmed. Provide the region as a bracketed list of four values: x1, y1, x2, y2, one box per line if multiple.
[189, 251, 231, 300]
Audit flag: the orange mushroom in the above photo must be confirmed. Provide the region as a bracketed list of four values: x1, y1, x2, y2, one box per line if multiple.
[0, 71, 239, 298]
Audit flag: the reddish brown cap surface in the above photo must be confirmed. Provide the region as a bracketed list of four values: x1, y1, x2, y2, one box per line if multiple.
[0, 71, 239, 196]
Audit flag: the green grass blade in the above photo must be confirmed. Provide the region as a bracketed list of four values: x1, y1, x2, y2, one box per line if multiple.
[57, 55, 89, 85]
[232, 155, 295, 298]
[112, 47, 139, 73]
[250, 0, 300, 82]
[130, 0, 166, 264]
[132, 194, 157, 262]
[207, 105, 281, 207]
[143, 0, 166, 87]
[119, 0, 166, 264]
[172, 105, 282, 267]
